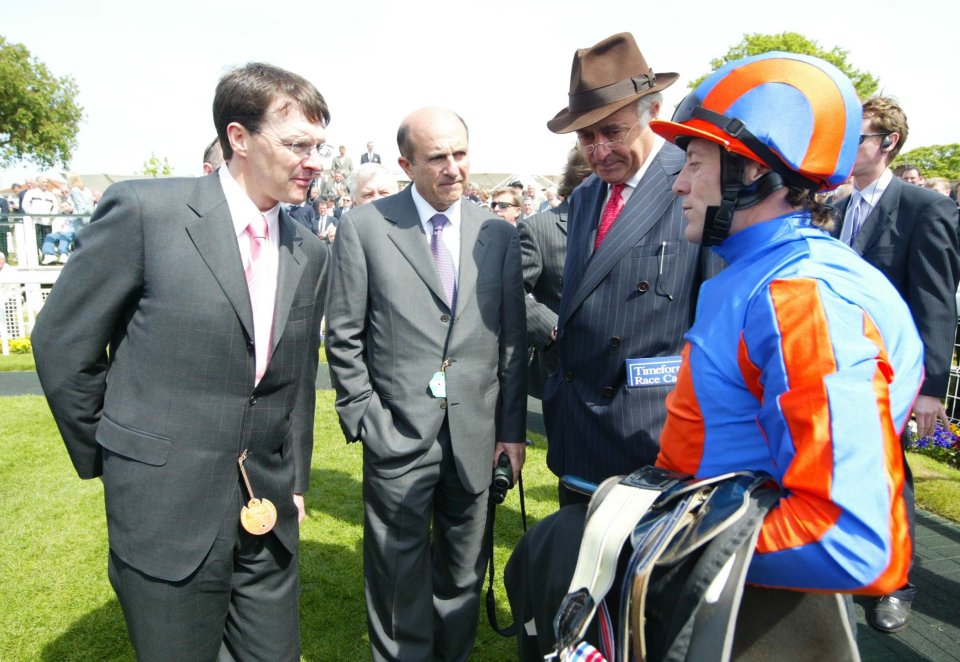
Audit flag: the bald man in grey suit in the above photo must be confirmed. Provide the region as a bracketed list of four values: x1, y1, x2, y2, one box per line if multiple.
[325, 107, 527, 661]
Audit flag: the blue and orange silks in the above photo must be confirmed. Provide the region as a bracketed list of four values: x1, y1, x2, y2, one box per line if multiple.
[657, 212, 923, 595]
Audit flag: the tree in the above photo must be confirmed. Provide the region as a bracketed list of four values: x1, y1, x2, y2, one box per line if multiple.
[140, 152, 173, 177]
[0, 36, 83, 169]
[689, 32, 879, 101]
[894, 144, 960, 181]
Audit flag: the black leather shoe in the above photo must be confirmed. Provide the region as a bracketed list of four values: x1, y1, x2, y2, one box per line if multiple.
[869, 595, 912, 633]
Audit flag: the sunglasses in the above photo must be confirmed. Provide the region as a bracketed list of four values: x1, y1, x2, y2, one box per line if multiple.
[491, 201, 518, 210]
[859, 132, 889, 144]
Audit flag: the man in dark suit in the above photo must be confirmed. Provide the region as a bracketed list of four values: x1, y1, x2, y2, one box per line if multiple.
[518, 147, 592, 399]
[360, 141, 382, 164]
[832, 95, 960, 634]
[543, 33, 708, 502]
[325, 106, 527, 661]
[31, 63, 330, 661]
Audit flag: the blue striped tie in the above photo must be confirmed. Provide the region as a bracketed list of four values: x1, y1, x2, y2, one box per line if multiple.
[430, 214, 457, 313]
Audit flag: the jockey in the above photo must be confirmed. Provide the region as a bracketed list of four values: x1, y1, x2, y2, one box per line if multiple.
[650, 51, 922, 594]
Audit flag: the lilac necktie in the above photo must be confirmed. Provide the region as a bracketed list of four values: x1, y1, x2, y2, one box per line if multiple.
[430, 214, 457, 313]
[848, 195, 866, 247]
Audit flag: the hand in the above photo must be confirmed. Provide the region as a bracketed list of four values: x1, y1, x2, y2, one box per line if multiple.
[293, 493, 306, 525]
[912, 394, 949, 440]
[494, 441, 526, 485]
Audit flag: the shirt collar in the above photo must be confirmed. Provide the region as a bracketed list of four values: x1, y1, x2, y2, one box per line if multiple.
[614, 134, 665, 196]
[410, 183, 462, 229]
[852, 168, 893, 211]
[219, 166, 281, 238]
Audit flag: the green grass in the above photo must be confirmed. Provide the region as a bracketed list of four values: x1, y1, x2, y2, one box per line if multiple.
[0, 353, 35, 371]
[909, 451, 960, 522]
[4, 393, 959, 661]
[0, 394, 556, 661]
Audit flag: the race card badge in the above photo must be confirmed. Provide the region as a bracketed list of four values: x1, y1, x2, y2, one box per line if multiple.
[626, 356, 682, 388]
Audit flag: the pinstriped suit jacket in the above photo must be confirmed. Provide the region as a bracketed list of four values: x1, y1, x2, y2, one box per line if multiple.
[543, 143, 705, 483]
[832, 177, 960, 397]
[518, 200, 568, 398]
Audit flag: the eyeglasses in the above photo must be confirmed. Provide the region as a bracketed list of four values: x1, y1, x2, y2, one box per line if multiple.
[491, 201, 518, 210]
[577, 121, 640, 154]
[859, 132, 889, 145]
[258, 130, 333, 160]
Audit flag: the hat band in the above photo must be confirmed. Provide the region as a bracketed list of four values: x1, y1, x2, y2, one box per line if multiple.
[568, 72, 657, 112]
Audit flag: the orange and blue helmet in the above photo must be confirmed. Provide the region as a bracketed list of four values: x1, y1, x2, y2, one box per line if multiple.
[651, 51, 861, 192]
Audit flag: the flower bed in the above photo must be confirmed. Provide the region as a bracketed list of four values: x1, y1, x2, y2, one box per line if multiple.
[907, 421, 960, 469]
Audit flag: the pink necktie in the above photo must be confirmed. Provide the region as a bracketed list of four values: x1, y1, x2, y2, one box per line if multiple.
[594, 183, 625, 250]
[245, 214, 271, 384]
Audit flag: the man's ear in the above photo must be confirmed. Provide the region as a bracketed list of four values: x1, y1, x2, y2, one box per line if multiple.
[742, 159, 771, 185]
[398, 155, 414, 179]
[227, 122, 249, 159]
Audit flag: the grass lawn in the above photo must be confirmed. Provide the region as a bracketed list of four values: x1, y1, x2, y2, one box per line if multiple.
[3, 392, 958, 661]
[0, 393, 553, 661]
[0, 353, 35, 371]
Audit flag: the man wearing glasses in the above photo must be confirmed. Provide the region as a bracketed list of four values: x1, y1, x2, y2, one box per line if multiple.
[542, 33, 710, 503]
[33, 62, 331, 661]
[832, 95, 960, 634]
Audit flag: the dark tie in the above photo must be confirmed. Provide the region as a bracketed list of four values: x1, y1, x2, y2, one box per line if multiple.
[430, 214, 457, 313]
[594, 183, 625, 250]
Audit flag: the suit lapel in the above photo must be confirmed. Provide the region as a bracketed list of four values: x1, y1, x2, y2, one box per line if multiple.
[558, 176, 605, 326]
[456, 203, 488, 309]
[562, 146, 683, 323]
[383, 188, 451, 309]
[855, 178, 899, 255]
[185, 177, 255, 341]
[271, 210, 307, 353]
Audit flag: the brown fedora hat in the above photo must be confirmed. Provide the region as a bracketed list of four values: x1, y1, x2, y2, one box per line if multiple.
[547, 32, 678, 134]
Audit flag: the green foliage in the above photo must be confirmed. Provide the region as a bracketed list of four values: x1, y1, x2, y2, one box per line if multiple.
[0, 36, 83, 169]
[140, 152, 173, 177]
[689, 32, 879, 100]
[894, 144, 960, 181]
[7, 337, 30, 354]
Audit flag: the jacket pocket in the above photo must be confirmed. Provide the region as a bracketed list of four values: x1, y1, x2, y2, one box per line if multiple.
[96, 415, 171, 466]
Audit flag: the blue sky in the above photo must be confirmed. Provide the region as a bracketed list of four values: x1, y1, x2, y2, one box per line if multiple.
[2, 0, 957, 183]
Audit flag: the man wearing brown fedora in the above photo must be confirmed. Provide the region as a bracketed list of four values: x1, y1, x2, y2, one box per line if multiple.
[542, 32, 711, 501]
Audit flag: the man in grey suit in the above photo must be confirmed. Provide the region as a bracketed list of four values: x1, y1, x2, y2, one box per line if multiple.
[543, 33, 708, 503]
[360, 141, 382, 164]
[832, 95, 960, 634]
[32, 63, 330, 661]
[325, 106, 527, 661]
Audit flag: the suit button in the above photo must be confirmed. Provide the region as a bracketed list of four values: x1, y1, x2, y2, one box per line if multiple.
[564, 371, 574, 382]
[441, 314, 450, 323]
[601, 386, 615, 397]
[249, 395, 258, 406]
[611, 336, 622, 347]
[246, 339, 255, 351]
[637, 281, 650, 293]
[440, 401, 448, 409]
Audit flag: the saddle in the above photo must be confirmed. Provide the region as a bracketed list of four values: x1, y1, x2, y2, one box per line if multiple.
[551, 466, 785, 661]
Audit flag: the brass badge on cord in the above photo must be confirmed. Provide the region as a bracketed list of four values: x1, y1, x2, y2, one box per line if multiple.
[238, 449, 277, 535]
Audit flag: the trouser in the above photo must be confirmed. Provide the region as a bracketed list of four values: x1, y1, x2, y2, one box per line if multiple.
[362, 420, 490, 662]
[108, 486, 300, 662]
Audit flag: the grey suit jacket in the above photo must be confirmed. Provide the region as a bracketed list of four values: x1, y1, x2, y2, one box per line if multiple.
[32, 174, 329, 581]
[544, 143, 708, 483]
[518, 200, 568, 398]
[325, 189, 527, 492]
[833, 177, 960, 396]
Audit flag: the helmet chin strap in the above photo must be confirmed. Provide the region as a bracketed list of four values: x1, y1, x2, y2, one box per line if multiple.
[700, 151, 784, 247]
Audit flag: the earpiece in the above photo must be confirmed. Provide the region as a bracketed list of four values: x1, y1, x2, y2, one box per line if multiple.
[880, 134, 894, 151]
